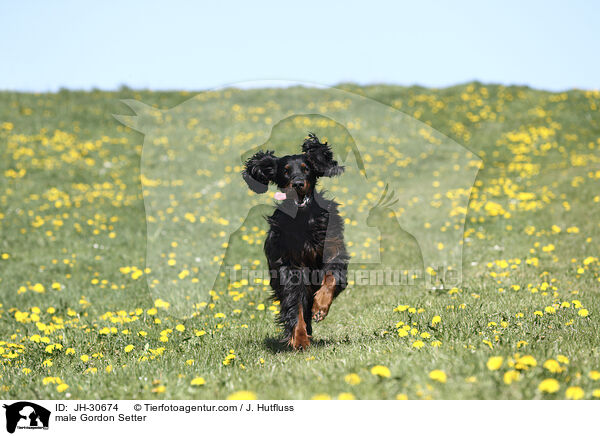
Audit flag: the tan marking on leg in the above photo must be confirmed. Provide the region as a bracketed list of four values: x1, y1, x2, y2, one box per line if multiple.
[312, 273, 335, 322]
[289, 304, 310, 350]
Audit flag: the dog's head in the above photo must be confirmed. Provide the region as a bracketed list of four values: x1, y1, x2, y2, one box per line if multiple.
[242, 133, 344, 207]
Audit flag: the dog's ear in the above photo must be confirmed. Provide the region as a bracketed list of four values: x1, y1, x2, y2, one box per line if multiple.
[242, 150, 278, 193]
[302, 133, 344, 177]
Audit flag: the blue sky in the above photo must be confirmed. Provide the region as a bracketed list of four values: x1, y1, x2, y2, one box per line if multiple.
[1, 0, 598, 92]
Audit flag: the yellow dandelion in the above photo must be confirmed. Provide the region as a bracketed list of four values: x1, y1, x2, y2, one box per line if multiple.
[344, 373, 361, 385]
[486, 356, 503, 371]
[191, 377, 206, 386]
[311, 394, 331, 400]
[565, 386, 584, 400]
[515, 355, 537, 369]
[227, 390, 257, 400]
[543, 359, 564, 374]
[538, 378, 559, 393]
[412, 340, 425, 349]
[370, 365, 391, 378]
[429, 369, 447, 383]
[154, 298, 170, 309]
[503, 370, 520, 385]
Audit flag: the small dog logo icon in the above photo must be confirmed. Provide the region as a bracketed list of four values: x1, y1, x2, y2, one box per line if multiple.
[3, 402, 50, 433]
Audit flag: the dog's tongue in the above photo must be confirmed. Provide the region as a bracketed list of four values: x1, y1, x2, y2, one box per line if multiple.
[274, 191, 287, 201]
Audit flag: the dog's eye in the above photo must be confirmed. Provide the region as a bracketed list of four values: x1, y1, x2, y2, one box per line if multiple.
[301, 165, 308, 173]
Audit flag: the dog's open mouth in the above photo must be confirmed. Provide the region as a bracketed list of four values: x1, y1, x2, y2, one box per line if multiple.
[294, 195, 309, 207]
[278, 189, 310, 208]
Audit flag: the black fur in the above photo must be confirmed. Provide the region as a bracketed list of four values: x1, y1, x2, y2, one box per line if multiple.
[242, 133, 349, 344]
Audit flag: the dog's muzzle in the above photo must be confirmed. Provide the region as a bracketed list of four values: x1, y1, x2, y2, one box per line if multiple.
[295, 196, 310, 207]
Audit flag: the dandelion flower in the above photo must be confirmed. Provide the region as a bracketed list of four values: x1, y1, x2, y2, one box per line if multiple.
[588, 370, 600, 380]
[227, 390, 257, 400]
[154, 298, 170, 309]
[486, 356, 503, 371]
[503, 370, 520, 385]
[538, 378, 559, 393]
[344, 373, 361, 385]
[412, 340, 425, 349]
[565, 386, 584, 400]
[370, 365, 391, 378]
[311, 394, 331, 400]
[429, 369, 447, 383]
[543, 359, 564, 374]
[515, 355, 537, 369]
[191, 377, 206, 386]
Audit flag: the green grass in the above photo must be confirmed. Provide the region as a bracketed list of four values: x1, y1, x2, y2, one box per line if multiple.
[0, 83, 599, 400]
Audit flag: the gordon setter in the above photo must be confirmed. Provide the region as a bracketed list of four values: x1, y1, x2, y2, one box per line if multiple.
[242, 133, 349, 349]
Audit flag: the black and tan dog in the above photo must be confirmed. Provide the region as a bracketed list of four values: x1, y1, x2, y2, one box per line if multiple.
[242, 133, 349, 349]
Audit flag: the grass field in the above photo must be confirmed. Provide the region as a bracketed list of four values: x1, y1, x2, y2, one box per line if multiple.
[1, 83, 599, 400]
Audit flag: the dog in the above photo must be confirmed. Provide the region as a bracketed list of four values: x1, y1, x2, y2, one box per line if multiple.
[242, 133, 349, 349]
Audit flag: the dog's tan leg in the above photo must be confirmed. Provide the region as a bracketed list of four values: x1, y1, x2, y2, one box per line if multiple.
[289, 305, 310, 350]
[312, 273, 335, 322]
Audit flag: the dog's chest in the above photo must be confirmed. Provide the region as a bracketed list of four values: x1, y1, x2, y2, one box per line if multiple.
[273, 212, 326, 267]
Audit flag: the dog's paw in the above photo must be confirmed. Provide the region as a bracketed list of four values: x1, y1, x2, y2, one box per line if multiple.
[289, 333, 310, 350]
[312, 307, 328, 322]
[312, 310, 325, 322]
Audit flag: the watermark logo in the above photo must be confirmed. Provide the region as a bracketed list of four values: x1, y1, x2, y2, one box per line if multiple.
[3, 402, 50, 433]
[115, 81, 481, 316]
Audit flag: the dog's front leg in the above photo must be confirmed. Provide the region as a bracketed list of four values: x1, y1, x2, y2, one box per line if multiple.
[278, 267, 310, 350]
[312, 253, 348, 322]
[313, 234, 349, 323]
[312, 271, 337, 322]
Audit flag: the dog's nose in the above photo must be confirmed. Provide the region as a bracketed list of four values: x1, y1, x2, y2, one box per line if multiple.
[292, 180, 305, 189]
